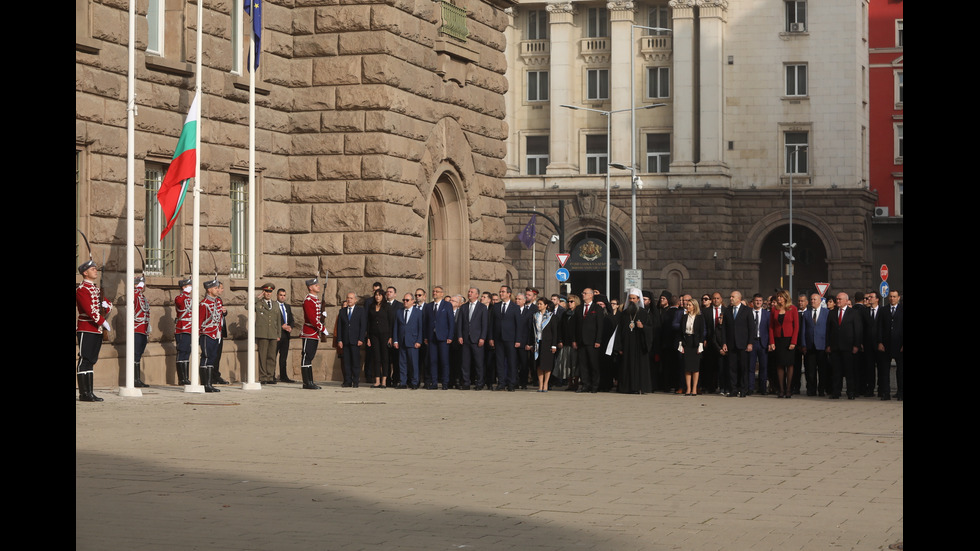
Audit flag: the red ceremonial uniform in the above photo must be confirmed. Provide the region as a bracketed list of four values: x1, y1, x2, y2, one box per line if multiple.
[134, 288, 150, 335]
[76, 280, 112, 333]
[200, 295, 222, 339]
[301, 293, 324, 338]
[175, 290, 193, 334]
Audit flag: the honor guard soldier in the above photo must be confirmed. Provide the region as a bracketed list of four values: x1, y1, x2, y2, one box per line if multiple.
[300, 277, 325, 389]
[133, 275, 150, 387]
[76, 259, 112, 402]
[174, 277, 193, 385]
[199, 278, 223, 392]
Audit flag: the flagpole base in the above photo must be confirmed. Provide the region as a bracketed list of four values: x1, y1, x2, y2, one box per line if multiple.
[242, 382, 262, 391]
[184, 384, 205, 393]
[118, 387, 143, 397]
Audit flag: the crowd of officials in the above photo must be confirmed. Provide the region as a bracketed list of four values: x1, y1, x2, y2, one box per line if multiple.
[76, 256, 903, 402]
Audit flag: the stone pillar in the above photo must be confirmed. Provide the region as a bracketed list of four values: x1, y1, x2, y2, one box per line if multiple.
[669, 0, 695, 173]
[546, 1, 576, 174]
[697, 0, 728, 171]
[504, 8, 520, 176]
[609, 1, 635, 170]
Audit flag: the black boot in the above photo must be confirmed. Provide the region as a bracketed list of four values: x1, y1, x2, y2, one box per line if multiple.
[78, 373, 103, 402]
[134, 362, 149, 387]
[202, 367, 220, 393]
[177, 361, 191, 385]
[211, 369, 229, 385]
[302, 366, 320, 389]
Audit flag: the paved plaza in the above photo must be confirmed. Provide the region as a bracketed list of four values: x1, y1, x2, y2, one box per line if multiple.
[76, 384, 903, 550]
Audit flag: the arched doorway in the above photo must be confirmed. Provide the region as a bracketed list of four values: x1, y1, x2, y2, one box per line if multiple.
[759, 224, 827, 296]
[566, 231, 621, 299]
[425, 169, 468, 295]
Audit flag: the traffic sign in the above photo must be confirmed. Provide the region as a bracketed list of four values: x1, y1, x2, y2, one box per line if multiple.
[555, 268, 570, 282]
[880, 281, 889, 298]
[556, 253, 570, 267]
[880, 264, 889, 282]
[815, 282, 830, 297]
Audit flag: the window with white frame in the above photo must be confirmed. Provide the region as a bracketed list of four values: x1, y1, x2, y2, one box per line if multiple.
[785, 1, 806, 32]
[230, 176, 249, 277]
[894, 124, 903, 161]
[785, 64, 807, 96]
[647, 67, 669, 99]
[144, 163, 176, 276]
[146, 0, 164, 56]
[526, 136, 549, 176]
[587, 7, 608, 38]
[894, 181, 903, 216]
[586, 135, 608, 175]
[784, 132, 808, 174]
[231, 0, 243, 75]
[527, 9, 548, 40]
[647, 5, 671, 35]
[527, 70, 549, 102]
[646, 133, 671, 173]
[896, 20, 903, 48]
[587, 69, 609, 100]
[895, 71, 903, 105]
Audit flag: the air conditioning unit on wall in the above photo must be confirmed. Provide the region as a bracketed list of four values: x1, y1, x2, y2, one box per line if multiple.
[790, 23, 806, 32]
[874, 206, 889, 217]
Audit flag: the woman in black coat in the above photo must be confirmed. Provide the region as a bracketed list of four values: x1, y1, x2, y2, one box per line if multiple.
[533, 298, 560, 392]
[365, 289, 391, 388]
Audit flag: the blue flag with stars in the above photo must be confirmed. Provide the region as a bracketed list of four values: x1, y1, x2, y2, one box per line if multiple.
[519, 215, 536, 249]
[244, 0, 262, 70]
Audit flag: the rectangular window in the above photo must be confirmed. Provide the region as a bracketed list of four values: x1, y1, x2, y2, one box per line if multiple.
[587, 8, 608, 38]
[526, 136, 549, 176]
[231, 0, 243, 75]
[144, 163, 176, 276]
[895, 124, 903, 160]
[647, 67, 670, 99]
[587, 69, 609, 100]
[785, 64, 807, 96]
[527, 9, 548, 40]
[895, 71, 903, 105]
[895, 181, 903, 216]
[896, 19, 903, 48]
[785, 1, 806, 32]
[784, 132, 808, 174]
[647, 6, 671, 35]
[527, 71, 549, 102]
[146, 0, 164, 55]
[586, 135, 608, 175]
[646, 133, 671, 173]
[230, 176, 249, 278]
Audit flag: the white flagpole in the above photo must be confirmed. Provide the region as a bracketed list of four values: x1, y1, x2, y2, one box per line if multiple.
[120, 0, 141, 397]
[243, 6, 260, 390]
[186, 0, 205, 393]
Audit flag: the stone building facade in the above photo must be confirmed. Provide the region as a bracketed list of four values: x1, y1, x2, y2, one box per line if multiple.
[501, 0, 877, 301]
[76, 0, 514, 386]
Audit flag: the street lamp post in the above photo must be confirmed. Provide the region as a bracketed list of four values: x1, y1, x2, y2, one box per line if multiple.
[786, 145, 807, 293]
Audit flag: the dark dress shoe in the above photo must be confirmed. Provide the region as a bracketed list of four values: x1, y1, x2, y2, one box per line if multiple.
[280, 377, 297, 383]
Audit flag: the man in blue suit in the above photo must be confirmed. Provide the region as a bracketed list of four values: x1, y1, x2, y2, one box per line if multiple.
[457, 287, 488, 390]
[394, 292, 423, 389]
[423, 285, 455, 390]
[337, 291, 367, 387]
[747, 294, 770, 394]
[803, 293, 830, 396]
[490, 285, 523, 391]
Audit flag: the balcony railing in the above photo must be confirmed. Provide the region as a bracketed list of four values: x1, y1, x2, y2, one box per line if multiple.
[520, 39, 550, 64]
[440, 1, 468, 42]
[640, 35, 672, 61]
[579, 37, 609, 63]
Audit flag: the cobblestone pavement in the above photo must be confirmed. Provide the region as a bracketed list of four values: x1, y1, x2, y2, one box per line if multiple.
[76, 383, 903, 550]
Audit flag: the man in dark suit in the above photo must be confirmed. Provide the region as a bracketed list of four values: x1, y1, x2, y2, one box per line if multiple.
[384, 286, 404, 387]
[394, 292, 423, 389]
[877, 290, 903, 400]
[703, 292, 727, 395]
[747, 293, 770, 394]
[574, 287, 605, 393]
[490, 285, 523, 391]
[337, 291, 367, 388]
[827, 291, 863, 399]
[422, 285, 454, 390]
[724, 290, 755, 397]
[515, 293, 535, 389]
[863, 291, 883, 397]
[276, 288, 297, 383]
[791, 293, 811, 395]
[457, 287, 488, 390]
[852, 291, 875, 397]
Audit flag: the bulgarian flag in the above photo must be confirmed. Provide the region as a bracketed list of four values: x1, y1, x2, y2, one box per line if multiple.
[157, 91, 200, 241]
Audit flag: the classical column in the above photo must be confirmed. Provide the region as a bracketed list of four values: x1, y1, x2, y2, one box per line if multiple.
[668, 0, 696, 172]
[609, 1, 635, 169]
[546, 1, 576, 174]
[697, 0, 728, 171]
[504, 8, 520, 176]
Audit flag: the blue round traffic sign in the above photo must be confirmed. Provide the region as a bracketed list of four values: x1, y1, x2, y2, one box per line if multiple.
[556, 268, 570, 282]
[879, 280, 889, 298]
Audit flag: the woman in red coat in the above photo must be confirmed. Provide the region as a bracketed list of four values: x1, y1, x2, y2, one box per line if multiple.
[768, 289, 799, 398]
